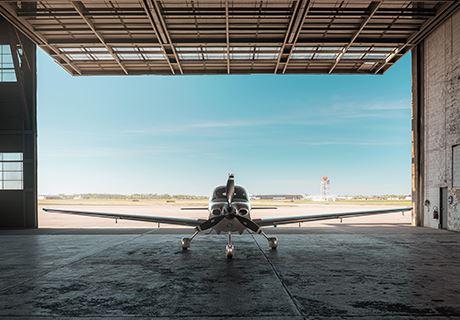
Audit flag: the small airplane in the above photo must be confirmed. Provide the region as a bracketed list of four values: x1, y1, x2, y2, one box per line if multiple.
[44, 174, 412, 258]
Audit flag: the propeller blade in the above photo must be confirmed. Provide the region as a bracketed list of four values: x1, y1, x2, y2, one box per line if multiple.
[196, 215, 225, 232]
[235, 215, 262, 234]
[226, 173, 235, 204]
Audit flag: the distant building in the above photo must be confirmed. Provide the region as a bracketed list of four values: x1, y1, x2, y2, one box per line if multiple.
[336, 196, 353, 200]
[305, 194, 337, 202]
[254, 194, 304, 200]
[41, 195, 64, 200]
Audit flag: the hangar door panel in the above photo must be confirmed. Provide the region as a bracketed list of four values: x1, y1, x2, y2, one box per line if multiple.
[454, 145, 460, 187]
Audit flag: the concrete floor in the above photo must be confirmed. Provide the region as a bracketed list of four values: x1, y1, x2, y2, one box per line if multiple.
[0, 225, 459, 319]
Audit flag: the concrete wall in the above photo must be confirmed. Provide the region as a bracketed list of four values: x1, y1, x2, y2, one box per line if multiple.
[422, 9, 460, 231]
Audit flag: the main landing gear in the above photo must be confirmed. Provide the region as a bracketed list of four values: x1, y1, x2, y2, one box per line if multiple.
[267, 237, 278, 250]
[181, 230, 199, 250]
[260, 231, 278, 250]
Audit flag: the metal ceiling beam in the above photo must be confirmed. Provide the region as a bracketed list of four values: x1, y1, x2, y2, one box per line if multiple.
[0, 2, 81, 75]
[274, 0, 305, 74]
[15, 7, 437, 18]
[12, 28, 32, 71]
[8, 26, 31, 126]
[31, 25, 423, 33]
[280, 0, 314, 74]
[143, 0, 183, 74]
[1, 0, 455, 76]
[225, 0, 230, 74]
[141, 0, 176, 74]
[74, 68, 384, 76]
[329, 1, 381, 74]
[46, 37, 408, 45]
[71, 1, 128, 75]
[374, 1, 460, 74]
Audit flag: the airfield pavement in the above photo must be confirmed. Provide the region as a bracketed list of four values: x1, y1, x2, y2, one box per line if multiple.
[1, 203, 459, 319]
[37, 202, 412, 228]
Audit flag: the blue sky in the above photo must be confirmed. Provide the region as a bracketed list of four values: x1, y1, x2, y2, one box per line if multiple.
[37, 50, 412, 196]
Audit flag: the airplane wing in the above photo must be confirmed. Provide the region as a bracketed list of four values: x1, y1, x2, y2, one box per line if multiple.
[43, 208, 206, 227]
[253, 207, 412, 227]
[251, 207, 278, 210]
[181, 207, 208, 210]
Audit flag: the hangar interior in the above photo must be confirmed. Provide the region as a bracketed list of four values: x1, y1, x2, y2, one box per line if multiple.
[0, 0, 459, 231]
[0, 1, 460, 319]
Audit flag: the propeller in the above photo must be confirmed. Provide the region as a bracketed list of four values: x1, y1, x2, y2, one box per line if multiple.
[196, 215, 225, 232]
[226, 173, 235, 205]
[196, 174, 235, 231]
[195, 174, 235, 232]
[235, 215, 262, 234]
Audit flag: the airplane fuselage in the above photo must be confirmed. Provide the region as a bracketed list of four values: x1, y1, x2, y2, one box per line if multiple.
[207, 185, 251, 234]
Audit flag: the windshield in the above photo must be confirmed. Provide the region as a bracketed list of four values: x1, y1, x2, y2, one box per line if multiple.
[211, 186, 248, 201]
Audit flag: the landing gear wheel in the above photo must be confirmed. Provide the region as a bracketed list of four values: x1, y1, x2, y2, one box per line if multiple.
[226, 244, 234, 259]
[181, 238, 191, 250]
[268, 237, 278, 250]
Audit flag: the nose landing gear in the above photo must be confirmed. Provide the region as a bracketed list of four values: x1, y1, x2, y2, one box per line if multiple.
[226, 244, 234, 259]
[226, 232, 233, 259]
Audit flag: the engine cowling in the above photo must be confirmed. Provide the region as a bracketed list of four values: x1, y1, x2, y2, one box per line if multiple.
[238, 208, 249, 216]
[212, 208, 222, 216]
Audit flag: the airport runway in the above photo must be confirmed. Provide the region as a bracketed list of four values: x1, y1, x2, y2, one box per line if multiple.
[38, 203, 412, 228]
[1, 225, 459, 319]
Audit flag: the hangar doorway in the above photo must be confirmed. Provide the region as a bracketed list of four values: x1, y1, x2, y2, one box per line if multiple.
[0, 1, 459, 230]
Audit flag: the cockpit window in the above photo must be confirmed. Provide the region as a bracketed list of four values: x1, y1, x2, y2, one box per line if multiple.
[211, 186, 248, 201]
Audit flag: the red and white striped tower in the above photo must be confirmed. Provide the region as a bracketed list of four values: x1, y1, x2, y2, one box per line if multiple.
[320, 176, 330, 200]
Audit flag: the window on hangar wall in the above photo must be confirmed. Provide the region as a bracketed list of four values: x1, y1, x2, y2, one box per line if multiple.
[0, 153, 23, 190]
[0, 44, 16, 82]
